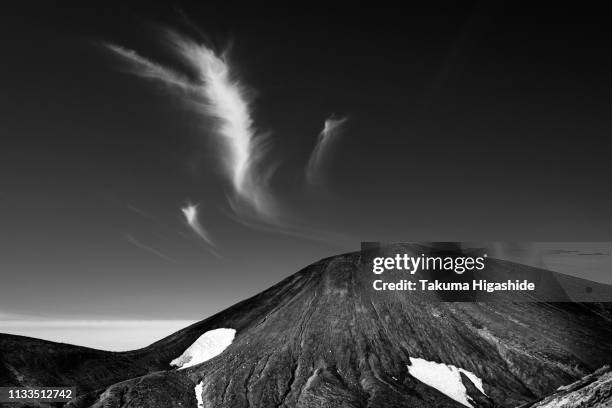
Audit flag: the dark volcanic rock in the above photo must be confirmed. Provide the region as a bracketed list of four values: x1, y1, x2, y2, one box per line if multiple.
[520, 366, 612, 407]
[461, 372, 496, 408]
[0, 335, 151, 393]
[1, 244, 612, 407]
[68, 371, 197, 408]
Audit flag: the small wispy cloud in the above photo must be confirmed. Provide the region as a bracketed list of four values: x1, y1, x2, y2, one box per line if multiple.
[306, 115, 348, 186]
[104, 44, 191, 90]
[181, 203, 215, 246]
[126, 204, 156, 219]
[124, 234, 179, 264]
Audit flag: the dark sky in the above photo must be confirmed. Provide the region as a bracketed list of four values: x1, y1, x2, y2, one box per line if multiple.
[1, 3, 612, 321]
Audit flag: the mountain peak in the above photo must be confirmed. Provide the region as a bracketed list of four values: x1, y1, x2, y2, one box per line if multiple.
[3, 249, 612, 407]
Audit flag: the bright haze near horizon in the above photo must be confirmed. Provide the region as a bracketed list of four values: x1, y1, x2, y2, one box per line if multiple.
[1, 3, 612, 350]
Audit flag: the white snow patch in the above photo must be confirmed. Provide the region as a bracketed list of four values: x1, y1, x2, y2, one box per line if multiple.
[194, 381, 204, 408]
[407, 357, 486, 408]
[170, 328, 236, 369]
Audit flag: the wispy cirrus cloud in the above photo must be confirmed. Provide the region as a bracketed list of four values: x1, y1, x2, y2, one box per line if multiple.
[306, 115, 348, 186]
[105, 29, 350, 248]
[181, 203, 214, 246]
[104, 44, 191, 90]
[105, 33, 279, 235]
[124, 233, 180, 264]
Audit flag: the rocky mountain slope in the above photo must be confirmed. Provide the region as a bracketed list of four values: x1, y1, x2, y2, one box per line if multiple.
[519, 366, 612, 408]
[2, 244, 612, 407]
